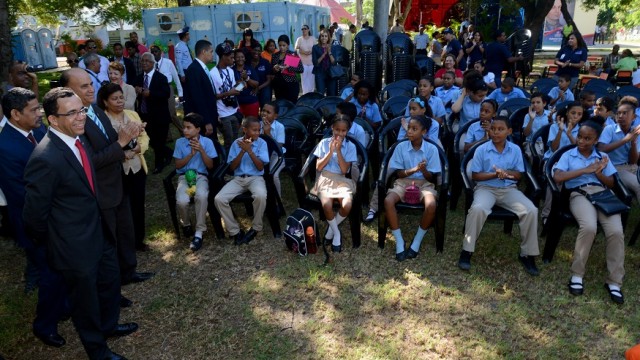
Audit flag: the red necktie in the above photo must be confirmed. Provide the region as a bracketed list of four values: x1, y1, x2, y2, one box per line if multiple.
[26, 133, 37, 146]
[75, 139, 95, 194]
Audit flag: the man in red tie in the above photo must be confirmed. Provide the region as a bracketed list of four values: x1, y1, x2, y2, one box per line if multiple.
[23, 87, 134, 360]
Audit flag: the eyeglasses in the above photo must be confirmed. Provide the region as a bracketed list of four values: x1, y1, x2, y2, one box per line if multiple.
[302, 28, 309, 31]
[67, 59, 80, 64]
[53, 107, 88, 118]
[150, 49, 160, 53]
[87, 46, 97, 50]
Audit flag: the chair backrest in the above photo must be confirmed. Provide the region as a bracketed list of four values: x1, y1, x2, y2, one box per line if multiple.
[285, 105, 323, 137]
[530, 78, 558, 94]
[616, 86, 640, 102]
[279, 116, 311, 155]
[377, 116, 403, 156]
[296, 92, 324, 107]
[259, 134, 284, 175]
[378, 138, 449, 189]
[379, 82, 414, 103]
[583, 79, 616, 93]
[354, 117, 375, 151]
[529, 123, 552, 160]
[545, 65, 558, 78]
[453, 118, 480, 160]
[516, 86, 531, 99]
[599, 72, 609, 80]
[274, 99, 296, 116]
[508, 107, 529, 146]
[497, 98, 530, 118]
[381, 95, 410, 122]
[313, 96, 345, 121]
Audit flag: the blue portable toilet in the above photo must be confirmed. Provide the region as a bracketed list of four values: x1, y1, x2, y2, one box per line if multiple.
[142, 2, 330, 56]
[16, 29, 45, 70]
[37, 28, 58, 69]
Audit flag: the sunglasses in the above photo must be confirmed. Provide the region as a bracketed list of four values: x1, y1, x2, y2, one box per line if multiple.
[67, 59, 80, 64]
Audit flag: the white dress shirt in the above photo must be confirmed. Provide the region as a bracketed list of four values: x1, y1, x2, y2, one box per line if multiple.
[156, 57, 184, 97]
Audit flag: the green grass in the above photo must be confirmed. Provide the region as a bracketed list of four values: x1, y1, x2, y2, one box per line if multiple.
[1, 71, 638, 359]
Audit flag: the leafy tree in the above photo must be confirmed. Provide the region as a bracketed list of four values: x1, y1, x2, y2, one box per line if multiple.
[582, 0, 640, 27]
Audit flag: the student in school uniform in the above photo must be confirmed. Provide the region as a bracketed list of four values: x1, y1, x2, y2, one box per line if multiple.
[458, 116, 540, 276]
[553, 121, 625, 304]
[260, 102, 286, 197]
[350, 80, 383, 130]
[336, 101, 369, 149]
[522, 92, 551, 157]
[463, 99, 498, 153]
[548, 73, 575, 106]
[597, 97, 640, 203]
[434, 71, 461, 117]
[414, 77, 446, 125]
[214, 117, 270, 245]
[384, 115, 441, 261]
[451, 77, 488, 130]
[340, 72, 361, 102]
[485, 77, 526, 106]
[579, 90, 597, 118]
[594, 96, 616, 127]
[314, 114, 358, 253]
[174, 113, 218, 251]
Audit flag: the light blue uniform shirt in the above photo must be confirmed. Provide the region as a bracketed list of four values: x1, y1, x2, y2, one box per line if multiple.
[486, 87, 527, 105]
[173, 136, 218, 174]
[471, 140, 524, 187]
[174, 40, 193, 77]
[604, 116, 615, 127]
[396, 118, 440, 144]
[261, 120, 286, 153]
[458, 95, 482, 128]
[402, 97, 446, 121]
[434, 85, 460, 114]
[598, 123, 640, 165]
[523, 109, 551, 142]
[548, 86, 575, 102]
[465, 121, 487, 144]
[313, 137, 357, 175]
[348, 122, 369, 148]
[553, 147, 616, 189]
[227, 137, 270, 176]
[543, 122, 580, 160]
[389, 139, 441, 179]
[350, 99, 382, 124]
[340, 86, 354, 100]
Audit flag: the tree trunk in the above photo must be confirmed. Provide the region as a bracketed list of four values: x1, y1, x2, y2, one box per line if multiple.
[0, 0, 12, 88]
[560, 0, 583, 40]
[355, 0, 362, 27]
[401, 0, 412, 25]
[388, 0, 397, 29]
[177, 0, 190, 7]
[519, 0, 555, 53]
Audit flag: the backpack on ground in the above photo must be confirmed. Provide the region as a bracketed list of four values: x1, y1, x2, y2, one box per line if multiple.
[284, 208, 317, 256]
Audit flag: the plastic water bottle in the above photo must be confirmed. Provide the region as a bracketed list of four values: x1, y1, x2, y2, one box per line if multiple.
[305, 226, 317, 254]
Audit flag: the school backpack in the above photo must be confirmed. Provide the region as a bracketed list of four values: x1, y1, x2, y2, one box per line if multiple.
[284, 208, 317, 256]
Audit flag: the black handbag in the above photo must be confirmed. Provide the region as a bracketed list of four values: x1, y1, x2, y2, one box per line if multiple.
[575, 188, 629, 216]
[329, 65, 345, 79]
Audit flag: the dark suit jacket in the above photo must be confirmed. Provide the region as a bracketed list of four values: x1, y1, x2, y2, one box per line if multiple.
[83, 104, 125, 210]
[0, 124, 46, 249]
[134, 70, 171, 124]
[23, 131, 104, 272]
[109, 56, 136, 86]
[184, 60, 218, 129]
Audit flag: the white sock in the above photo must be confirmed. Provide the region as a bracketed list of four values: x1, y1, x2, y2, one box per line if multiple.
[608, 283, 621, 291]
[325, 226, 333, 239]
[391, 229, 404, 254]
[195, 230, 203, 238]
[570, 276, 583, 288]
[410, 227, 428, 252]
[328, 219, 341, 246]
[336, 213, 346, 225]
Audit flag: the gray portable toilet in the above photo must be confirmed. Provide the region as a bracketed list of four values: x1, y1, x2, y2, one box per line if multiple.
[19, 29, 45, 70]
[37, 28, 58, 69]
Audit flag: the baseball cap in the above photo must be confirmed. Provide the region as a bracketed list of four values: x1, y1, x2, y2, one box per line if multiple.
[215, 42, 233, 57]
[443, 28, 454, 35]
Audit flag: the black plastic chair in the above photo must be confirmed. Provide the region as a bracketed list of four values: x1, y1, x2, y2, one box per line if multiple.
[274, 99, 296, 117]
[163, 141, 227, 240]
[542, 145, 633, 262]
[313, 96, 345, 137]
[210, 135, 284, 238]
[296, 92, 324, 107]
[508, 107, 529, 147]
[415, 55, 435, 80]
[461, 140, 541, 235]
[354, 117, 375, 152]
[617, 85, 640, 101]
[629, 167, 640, 246]
[294, 135, 369, 248]
[285, 105, 323, 142]
[529, 78, 558, 95]
[377, 139, 449, 252]
[497, 98, 530, 118]
[381, 96, 410, 124]
[583, 79, 617, 99]
[528, 123, 552, 191]
[379, 83, 414, 103]
[279, 116, 312, 179]
[450, 118, 481, 210]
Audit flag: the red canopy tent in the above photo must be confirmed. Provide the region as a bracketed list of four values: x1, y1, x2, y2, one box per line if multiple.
[298, 0, 356, 24]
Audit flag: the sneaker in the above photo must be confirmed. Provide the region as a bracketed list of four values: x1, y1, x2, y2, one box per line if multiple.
[518, 255, 540, 276]
[458, 250, 472, 270]
[364, 210, 376, 223]
[189, 236, 203, 251]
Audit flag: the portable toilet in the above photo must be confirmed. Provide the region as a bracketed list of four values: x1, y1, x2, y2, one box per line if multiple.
[37, 28, 58, 69]
[13, 29, 45, 70]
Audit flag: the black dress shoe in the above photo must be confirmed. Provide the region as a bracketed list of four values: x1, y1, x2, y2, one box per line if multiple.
[395, 251, 407, 262]
[122, 272, 155, 285]
[107, 322, 139, 338]
[120, 295, 133, 308]
[104, 352, 128, 360]
[405, 248, 418, 259]
[242, 229, 258, 244]
[33, 330, 66, 347]
[518, 255, 540, 276]
[135, 244, 151, 252]
[233, 230, 245, 245]
[182, 225, 194, 238]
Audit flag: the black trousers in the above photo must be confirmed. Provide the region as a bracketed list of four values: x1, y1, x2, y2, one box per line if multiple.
[142, 114, 172, 170]
[59, 240, 120, 360]
[123, 169, 147, 248]
[102, 201, 137, 282]
[28, 245, 69, 335]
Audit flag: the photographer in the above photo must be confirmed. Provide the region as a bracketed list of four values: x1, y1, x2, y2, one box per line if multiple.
[212, 42, 243, 151]
[5, 61, 39, 98]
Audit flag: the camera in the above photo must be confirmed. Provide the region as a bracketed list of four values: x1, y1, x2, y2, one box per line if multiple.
[123, 138, 138, 151]
[221, 96, 238, 108]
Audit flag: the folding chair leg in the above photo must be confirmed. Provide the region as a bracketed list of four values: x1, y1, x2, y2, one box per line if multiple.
[628, 222, 640, 246]
[503, 220, 513, 234]
[350, 195, 362, 248]
[163, 178, 181, 239]
[207, 203, 226, 240]
[377, 210, 386, 249]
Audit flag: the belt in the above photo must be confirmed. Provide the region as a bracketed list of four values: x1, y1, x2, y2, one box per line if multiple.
[238, 174, 254, 178]
[575, 182, 601, 190]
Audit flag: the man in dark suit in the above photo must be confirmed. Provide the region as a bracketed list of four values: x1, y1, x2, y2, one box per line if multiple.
[184, 39, 218, 141]
[0, 88, 68, 348]
[23, 88, 137, 360]
[109, 42, 136, 86]
[134, 52, 173, 174]
[60, 68, 153, 291]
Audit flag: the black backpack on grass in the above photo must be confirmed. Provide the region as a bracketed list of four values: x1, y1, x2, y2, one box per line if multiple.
[284, 208, 317, 256]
